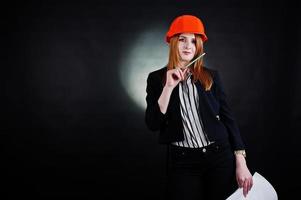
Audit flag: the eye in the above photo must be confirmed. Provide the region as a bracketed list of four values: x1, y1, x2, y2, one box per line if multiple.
[179, 38, 185, 42]
[192, 39, 196, 44]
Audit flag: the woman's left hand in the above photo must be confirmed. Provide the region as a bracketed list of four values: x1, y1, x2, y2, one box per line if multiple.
[235, 156, 253, 197]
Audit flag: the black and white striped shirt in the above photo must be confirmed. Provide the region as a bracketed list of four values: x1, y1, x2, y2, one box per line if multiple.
[172, 70, 215, 148]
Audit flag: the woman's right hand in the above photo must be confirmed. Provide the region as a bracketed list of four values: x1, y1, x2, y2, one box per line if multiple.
[165, 68, 188, 89]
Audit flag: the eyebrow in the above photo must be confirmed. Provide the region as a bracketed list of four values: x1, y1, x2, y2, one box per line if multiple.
[179, 35, 195, 39]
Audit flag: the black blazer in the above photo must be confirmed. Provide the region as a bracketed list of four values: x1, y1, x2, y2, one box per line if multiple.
[145, 66, 245, 150]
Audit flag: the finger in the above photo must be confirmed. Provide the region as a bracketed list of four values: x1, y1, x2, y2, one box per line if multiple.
[172, 70, 181, 81]
[182, 67, 188, 74]
[182, 68, 189, 78]
[178, 69, 184, 81]
[246, 179, 251, 194]
[243, 180, 248, 197]
[239, 178, 244, 188]
[248, 177, 253, 191]
[236, 177, 242, 188]
[171, 73, 179, 80]
[178, 69, 185, 80]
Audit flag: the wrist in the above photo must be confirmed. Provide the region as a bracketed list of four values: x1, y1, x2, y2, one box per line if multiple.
[234, 150, 246, 158]
[236, 159, 247, 170]
[164, 85, 174, 92]
[235, 150, 247, 168]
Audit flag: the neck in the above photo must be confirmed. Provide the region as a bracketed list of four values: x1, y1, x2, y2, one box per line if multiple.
[177, 61, 189, 69]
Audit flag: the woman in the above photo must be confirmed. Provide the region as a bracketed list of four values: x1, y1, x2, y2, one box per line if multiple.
[145, 15, 253, 200]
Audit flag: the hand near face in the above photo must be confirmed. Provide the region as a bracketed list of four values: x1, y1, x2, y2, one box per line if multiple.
[165, 68, 189, 89]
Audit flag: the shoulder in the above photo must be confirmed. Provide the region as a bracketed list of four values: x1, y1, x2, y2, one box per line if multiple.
[148, 66, 167, 77]
[147, 66, 167, 82]
[203, 66, 219, 79]
[203, 66, 225, 89]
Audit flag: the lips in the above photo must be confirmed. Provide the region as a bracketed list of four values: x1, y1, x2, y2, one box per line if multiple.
[182, 51, 191, 55]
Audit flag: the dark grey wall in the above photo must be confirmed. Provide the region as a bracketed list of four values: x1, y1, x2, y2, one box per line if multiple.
[2, 0, 301, 199]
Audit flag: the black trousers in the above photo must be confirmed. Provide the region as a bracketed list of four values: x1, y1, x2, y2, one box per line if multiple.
[166, 140, 237, 200]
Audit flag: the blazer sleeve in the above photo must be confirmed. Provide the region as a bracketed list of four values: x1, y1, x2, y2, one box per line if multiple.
[214, 70, 246, 150]
[145, 72, 167, 131]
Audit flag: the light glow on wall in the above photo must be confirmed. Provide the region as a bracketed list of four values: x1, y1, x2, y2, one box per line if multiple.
[119, 26, 169, 110]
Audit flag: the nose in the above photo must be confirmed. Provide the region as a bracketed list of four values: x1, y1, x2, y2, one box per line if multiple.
[184, 41, 192, 49]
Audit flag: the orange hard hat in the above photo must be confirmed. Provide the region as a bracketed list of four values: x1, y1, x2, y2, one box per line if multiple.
[165, 15, 208, 43]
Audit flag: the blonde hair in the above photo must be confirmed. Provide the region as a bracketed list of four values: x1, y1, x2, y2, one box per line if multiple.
[166, 34, 213, 91]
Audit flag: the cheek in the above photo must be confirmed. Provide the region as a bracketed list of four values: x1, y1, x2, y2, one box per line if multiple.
[178, 43, 184, 50]
[192, 45, 196, 52]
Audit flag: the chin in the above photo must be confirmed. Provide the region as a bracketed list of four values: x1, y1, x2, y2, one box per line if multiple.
[182, 57, 193, 62]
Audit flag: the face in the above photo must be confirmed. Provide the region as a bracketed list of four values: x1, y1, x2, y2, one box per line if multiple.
[178, 33, 196, 66]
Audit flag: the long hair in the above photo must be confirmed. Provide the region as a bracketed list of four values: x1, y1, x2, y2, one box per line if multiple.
[166, 34, 213, 91]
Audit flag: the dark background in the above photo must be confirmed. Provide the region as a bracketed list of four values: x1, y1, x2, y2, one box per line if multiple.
[2, 0, 301, 199]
